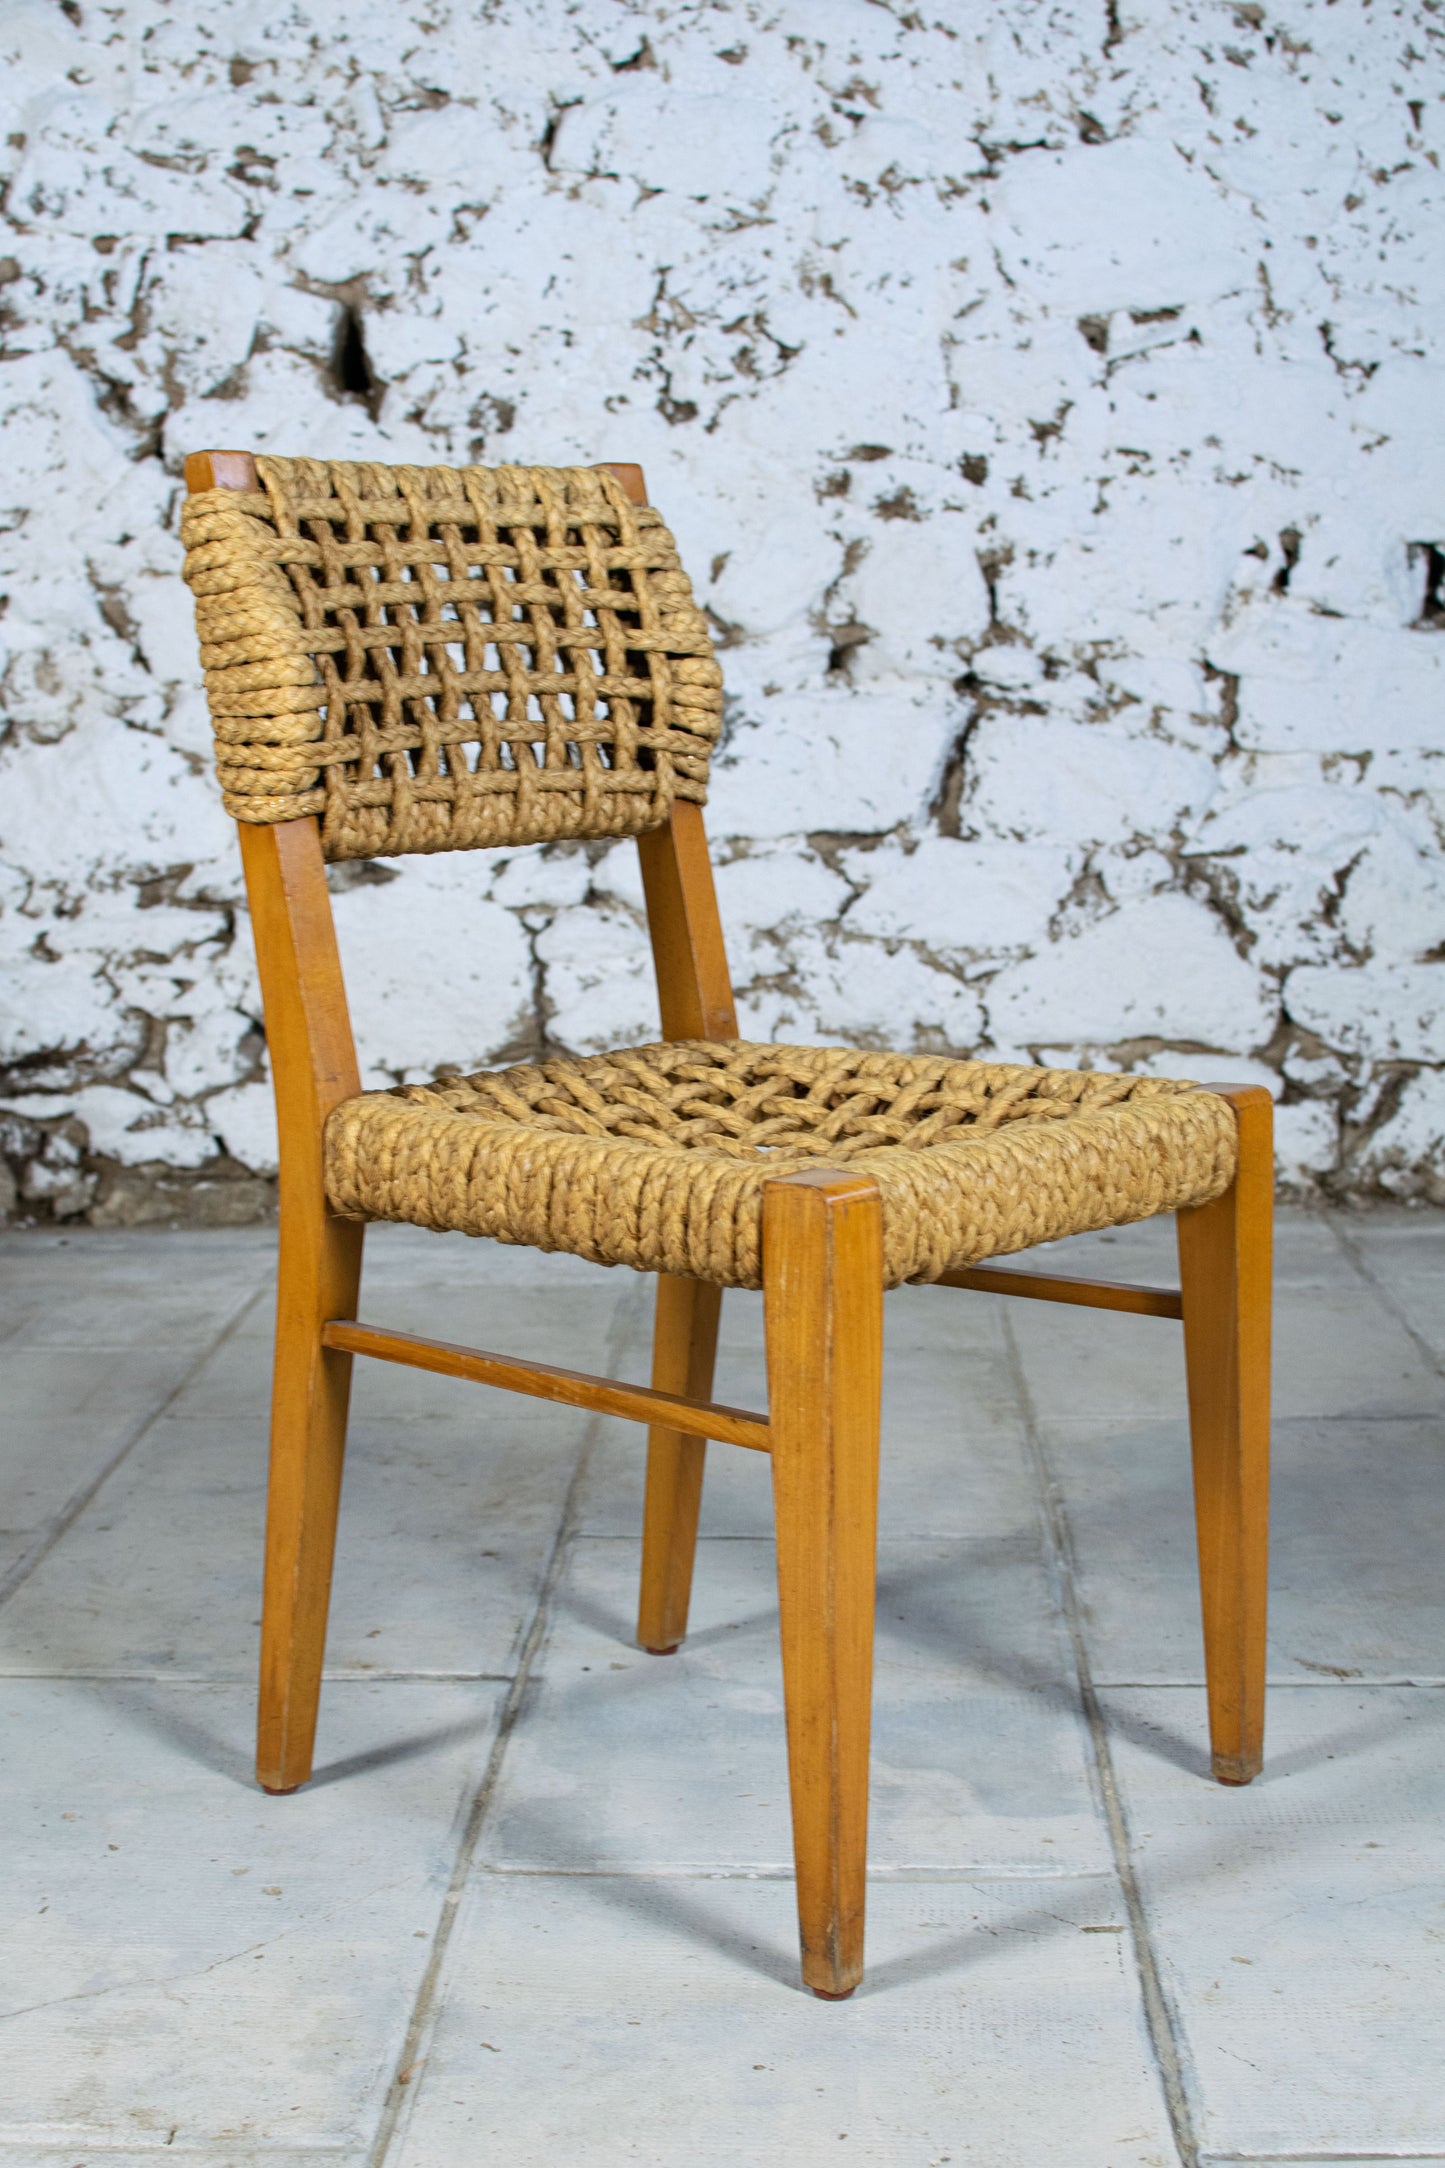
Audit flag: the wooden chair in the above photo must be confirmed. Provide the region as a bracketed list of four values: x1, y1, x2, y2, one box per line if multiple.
[180, 450, 1271, 1999]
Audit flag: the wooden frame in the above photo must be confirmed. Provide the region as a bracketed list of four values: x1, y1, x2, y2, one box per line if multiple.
[184, 449, 1273, 1996]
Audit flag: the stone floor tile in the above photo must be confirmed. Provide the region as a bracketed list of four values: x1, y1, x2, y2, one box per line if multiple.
[580, 1286, 1034, 1541]
[1104, 1684, 1445, 2160]
[1267, 1282, 1445, 1417]
[0, 1260, 633, 1681]
[202, 1281, 635, 1425]
[386, 1873, 1174, 2168]
[3, 1209, 1443, 2166]
[1042, 1412, 1445, 1685]
[0, 2153, 365, 2167]
[0, 1345, 219, 1427]
[1382, 1278, 1445, 1371]
[0, 1403, 585, 1680]
[1009, 1272, 1442, 1429]
[1338, 1207, 1445, 1273]
[0, 1229, 270, 1351]
[0, 1677, 504, 2155]
[1020, 1208, 1360, 1290]
[342, 1286, 637, 1423]
[1342, 1232, 1445, 1373]
[352, 1224, 626, 1291]
[0, 1416, 172, 1590]
[483, 1534, 1112, 1875]
[0, 1340, 243, 1597]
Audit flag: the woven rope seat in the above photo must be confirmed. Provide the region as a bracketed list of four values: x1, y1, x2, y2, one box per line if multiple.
[324, 1040, 1239, 1289]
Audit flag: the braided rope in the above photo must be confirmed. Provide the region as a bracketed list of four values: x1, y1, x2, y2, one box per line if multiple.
[324, 1041, 1238, 1288]
[180, 458, 723, 861]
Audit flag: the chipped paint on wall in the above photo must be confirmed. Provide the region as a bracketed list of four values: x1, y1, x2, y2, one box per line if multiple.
[1, 0, 1442, 1222]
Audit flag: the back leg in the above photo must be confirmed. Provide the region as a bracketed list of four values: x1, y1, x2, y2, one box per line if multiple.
[257, 1208, 363, 1793]
[1177, 1085, 1273, 1785]
[637, 1274, 722, 1654]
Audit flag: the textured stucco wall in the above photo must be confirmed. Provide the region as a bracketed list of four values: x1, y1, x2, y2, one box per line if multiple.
[1, 0, 1442, 1224]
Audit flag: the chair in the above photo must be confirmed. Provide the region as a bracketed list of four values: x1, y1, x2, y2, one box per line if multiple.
[180, 450, 1271, 1999]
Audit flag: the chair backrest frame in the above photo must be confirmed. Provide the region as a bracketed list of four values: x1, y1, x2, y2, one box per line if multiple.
[184, 452, 738, 1208]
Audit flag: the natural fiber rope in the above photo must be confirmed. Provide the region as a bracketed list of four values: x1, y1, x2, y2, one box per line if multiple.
[180, 458, 723, 860]
[324, 1041, 1238, 1288]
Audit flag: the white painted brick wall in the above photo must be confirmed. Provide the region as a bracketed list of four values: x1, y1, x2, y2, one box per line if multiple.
[1, 0, 1441, 1222]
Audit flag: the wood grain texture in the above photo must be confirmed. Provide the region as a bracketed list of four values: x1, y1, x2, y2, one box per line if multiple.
[624, 452, 742, 1662]
[936, 1263, 1183, 1318]
[323, 1317, 771, 1453]
[632, 793, 740, 1640]
[764, 1169, 883, 1998]
[631, 793, 738, 1639]
[239, 818, 364, 1795]
[636, 1275, 723, 1653]
[1177, 1083, 1273, 1785]
[184, 449, 259, 492]
[599, 460, 646, 505]
[637, 801, 740, 1043]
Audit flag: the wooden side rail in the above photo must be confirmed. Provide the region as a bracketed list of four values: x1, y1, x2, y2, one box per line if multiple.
[935, 1264, 1184, 1319]
[321, 1320, 773, 1453]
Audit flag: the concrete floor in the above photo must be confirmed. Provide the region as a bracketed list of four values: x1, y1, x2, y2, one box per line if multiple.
[1, 1208, 1442, 2168]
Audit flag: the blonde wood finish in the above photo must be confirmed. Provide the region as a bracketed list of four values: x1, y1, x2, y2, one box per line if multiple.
[600, 460, 646, 505]
[937, 1263, 1184, 1319]
[185, 449, 258, 492]
[616, 452, 745, 1660]
[763, 1169, 884, 2000]
[323, 1317, 770, 1452]
[632, 791, 739, 1652]
[636, 801, 739, 1043]
[239, 818, 364, 1794]
[636, 1275, 723, 1652]
[1177, 1084, 1273, 1786]
[189, 445, 1276, 1996]
[632, 799, 739, 1654]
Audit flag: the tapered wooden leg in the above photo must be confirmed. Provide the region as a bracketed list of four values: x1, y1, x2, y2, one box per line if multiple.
[763, 1170, 883, 1999]
[257, 1205, 364, 1794]
[1177, 1086, 1273, 1786]
[637, 1274, 723, 1654]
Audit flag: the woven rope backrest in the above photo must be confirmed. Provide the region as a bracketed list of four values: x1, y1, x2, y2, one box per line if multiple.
[180, 457, 724, 861]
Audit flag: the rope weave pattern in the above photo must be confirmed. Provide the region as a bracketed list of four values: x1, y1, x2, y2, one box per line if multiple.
[324, 1041, 1238, 1288]
[180, 458, 723, 861]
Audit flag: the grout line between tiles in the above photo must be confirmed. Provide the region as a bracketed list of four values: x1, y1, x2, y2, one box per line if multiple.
[0, 1279, 272, 1613]
[0, 1671, 518, 1684]
[476, 1862, 1118, 1881]
[0, 2148, 358, 2160]
[6, 1670, 1438, 1689]
[1002, 1303, 1201, 2168]
[1094, 1678, 1445, 1690]
[1329, 1217, 1445, 1380]
[0, 2151, 359, 2161]
[365, 1273, 649, 2168]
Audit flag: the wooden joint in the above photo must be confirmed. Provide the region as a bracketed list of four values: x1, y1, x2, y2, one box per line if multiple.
[185, 449, 259, 492]
[1187, 1081, 1275, 1109]
[599, 461, 647, 506]
[766, 1167, 883, 1205]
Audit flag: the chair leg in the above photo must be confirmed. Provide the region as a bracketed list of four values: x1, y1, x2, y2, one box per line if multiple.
[257, 1205, 364, 1794]
[1177, 1087, 1273, 1786]
[763, 1170, 883, 1999]
[637, 1274, 723, 1655]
